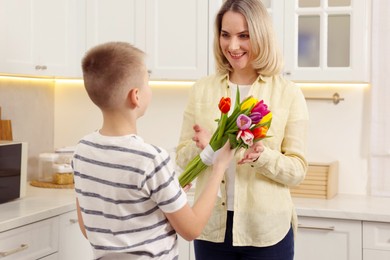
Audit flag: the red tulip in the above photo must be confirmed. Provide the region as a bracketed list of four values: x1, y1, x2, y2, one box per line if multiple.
[218, 97, 231, 114]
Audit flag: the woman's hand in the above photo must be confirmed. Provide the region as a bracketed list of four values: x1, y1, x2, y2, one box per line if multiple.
[238, 141, 264, 164]
[192, 124, 211, 149]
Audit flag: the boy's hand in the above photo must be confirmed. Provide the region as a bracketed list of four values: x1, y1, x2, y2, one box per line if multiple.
[238, 142, 264, 164]
[182, 183, 192, 193]
[192, 124, 211, 149]
[213, 141, 234, 170]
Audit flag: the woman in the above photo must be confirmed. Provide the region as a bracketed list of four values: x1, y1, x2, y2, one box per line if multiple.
[176, 0, 309, 259]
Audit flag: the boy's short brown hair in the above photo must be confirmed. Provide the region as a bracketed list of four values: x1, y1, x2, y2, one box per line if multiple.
[82, 42, 145, 109]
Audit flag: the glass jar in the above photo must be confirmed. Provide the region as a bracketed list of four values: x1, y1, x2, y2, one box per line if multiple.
[38, 153, 59, 182]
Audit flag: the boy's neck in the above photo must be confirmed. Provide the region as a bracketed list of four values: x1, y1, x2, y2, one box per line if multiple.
[99, 125, 137, 136]
[100, 111, 138, 136]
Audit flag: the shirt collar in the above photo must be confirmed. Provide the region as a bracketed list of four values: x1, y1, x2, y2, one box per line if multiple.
[217, 73, 270, 85]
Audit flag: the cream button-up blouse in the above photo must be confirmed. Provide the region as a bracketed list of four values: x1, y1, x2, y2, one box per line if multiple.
[176, 73, 309, 247]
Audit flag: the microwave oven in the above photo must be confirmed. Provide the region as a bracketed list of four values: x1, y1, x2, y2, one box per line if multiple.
[0, 141, 28, 203]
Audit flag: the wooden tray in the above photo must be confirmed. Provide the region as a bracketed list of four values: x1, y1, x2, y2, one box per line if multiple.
[30, 180, 74, 189]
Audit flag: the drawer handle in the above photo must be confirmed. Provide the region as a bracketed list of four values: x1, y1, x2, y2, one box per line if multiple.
[0, 244, 29, 257]
[69, 218, 78, 224]
[298, 224, 335, 231]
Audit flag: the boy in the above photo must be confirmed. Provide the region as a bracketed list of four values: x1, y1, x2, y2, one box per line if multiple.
[72, 42, 234, 259]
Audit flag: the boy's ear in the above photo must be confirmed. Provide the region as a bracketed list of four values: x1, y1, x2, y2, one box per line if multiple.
[128, 88, 140, 107]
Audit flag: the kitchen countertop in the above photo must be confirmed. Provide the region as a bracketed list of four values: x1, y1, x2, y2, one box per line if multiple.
[1, 185, 390, 233]
[0, 184, 76, 232]
[293, 194, 390, 222]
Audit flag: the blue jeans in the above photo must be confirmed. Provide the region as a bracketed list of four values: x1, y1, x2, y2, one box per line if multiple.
[194, 211, 294, 260]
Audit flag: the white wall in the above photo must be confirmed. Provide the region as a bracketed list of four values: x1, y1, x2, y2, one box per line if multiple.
[0, 78, 55, 180]
[54, 81, 370, 195]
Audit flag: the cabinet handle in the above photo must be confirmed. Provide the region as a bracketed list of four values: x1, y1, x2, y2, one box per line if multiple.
[0, 244, 29, 257]
[34, 65, 47, 70]
[69, 218, 78, 224]
[298, 224, 335, 231]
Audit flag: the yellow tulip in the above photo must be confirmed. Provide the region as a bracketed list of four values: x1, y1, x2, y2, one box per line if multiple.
[259, 112, 272, 125]
[241, 96, 258, 111]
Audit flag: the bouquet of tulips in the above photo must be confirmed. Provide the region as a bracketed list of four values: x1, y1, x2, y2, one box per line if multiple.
[178, 88, 272, 187]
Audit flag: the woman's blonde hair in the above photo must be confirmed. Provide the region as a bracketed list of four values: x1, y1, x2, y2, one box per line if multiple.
[82, 42, 145, 109]
[214, 0, 283, 76]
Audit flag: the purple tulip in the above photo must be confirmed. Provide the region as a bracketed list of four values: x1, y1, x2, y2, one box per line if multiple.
[252, 100, 270, 116]
[236, 114, 252, 130]
[249, 112, 263, 124]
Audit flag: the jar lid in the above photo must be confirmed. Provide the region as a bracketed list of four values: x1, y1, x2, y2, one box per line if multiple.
[39, 153, 59, 160]
[53, 164, 73, 173]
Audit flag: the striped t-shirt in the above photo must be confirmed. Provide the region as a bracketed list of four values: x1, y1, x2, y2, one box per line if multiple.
[72, 131, 187, 260]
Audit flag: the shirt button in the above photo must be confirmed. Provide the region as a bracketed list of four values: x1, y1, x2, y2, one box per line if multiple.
[251, 165, 254, 168]
[222, 202, 225, 206]
[221, 180, 225, 184]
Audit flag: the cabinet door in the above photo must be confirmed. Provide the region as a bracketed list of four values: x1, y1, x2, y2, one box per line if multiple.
[0, 217, 59, 260]
[283, 0, 370, 82]
[261, 0, 285, 54]
[364, 249, 390, 260]
[145, 0, 208, 80]
[207, 0, 223, 76]
[178, 235, 190, 260]
[86, 0, 146, 51]
[0, 0, 85, 78]
[363, 221, 390, 260]
[58, 210, 93, 259]
[295, 216, 362, 260]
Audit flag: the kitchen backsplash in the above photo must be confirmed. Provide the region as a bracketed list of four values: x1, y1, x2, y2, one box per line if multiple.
[0, 78, 370, 195]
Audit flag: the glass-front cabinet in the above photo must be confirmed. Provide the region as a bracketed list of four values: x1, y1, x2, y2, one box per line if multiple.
[284, 0, 370, 82]
[262, 0, 370, 83]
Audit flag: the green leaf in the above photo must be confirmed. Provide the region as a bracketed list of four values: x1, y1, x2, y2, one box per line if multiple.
[234, 85, 241, 110]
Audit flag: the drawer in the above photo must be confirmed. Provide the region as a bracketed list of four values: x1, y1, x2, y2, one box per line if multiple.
[0, 217, 59, 259]
[363, 221, 390, 250]
[363, 249, 390, 260]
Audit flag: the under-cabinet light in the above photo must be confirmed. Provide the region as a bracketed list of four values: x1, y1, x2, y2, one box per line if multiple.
[0, 75, 370, 89]
[296, 82, 369, 89]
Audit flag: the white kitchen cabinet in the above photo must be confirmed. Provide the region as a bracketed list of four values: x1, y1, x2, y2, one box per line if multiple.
[189, 241, 195, 260]
[363, 221, 390, 260]
[58, 210, 93, 260]
[178, 236, 195, 260]
[145, 0, 208, 80]
[86, 0, 146, 52]
[295, 216, 362, 260]
[0, 217, 59, 260]
[283, 0, 370, 82]
[178, 236, 190, 260]
[0, 210, 92, 260]
[86, 0, 208, 81]
[0, 0, 85, 78]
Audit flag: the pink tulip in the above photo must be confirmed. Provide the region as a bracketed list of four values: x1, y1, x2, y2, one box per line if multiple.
[236, 114, 252, 130]
[236, 129, 254, 146]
